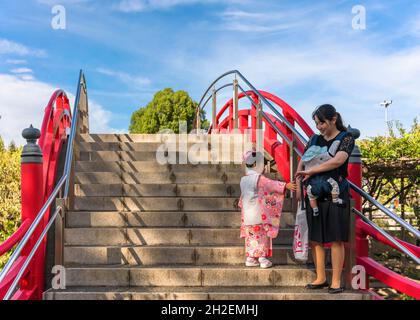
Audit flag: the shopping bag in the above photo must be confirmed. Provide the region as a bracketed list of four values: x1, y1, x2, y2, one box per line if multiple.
[293, 200, 309, 261]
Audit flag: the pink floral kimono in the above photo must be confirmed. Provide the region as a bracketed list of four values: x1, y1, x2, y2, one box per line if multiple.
[239, 173, 286, 258]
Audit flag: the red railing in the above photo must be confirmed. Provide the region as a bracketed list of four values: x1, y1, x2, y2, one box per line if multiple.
[212, 88, 420, 300]
[0, 90, 71, 300]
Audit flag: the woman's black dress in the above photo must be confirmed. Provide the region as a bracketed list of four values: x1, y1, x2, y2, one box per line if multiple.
[304, 131, 355, 243]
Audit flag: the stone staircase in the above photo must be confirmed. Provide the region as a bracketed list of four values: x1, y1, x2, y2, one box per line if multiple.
[43, 133, 370, 300]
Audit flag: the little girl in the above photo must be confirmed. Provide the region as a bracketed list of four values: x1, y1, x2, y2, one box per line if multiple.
[238, 150, 296, 268]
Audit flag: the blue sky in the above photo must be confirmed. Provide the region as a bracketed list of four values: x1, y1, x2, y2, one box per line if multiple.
[0, 0, 419, 145]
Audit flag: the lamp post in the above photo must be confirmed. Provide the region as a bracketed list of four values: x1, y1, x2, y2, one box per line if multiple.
[380, 100, 392, 143]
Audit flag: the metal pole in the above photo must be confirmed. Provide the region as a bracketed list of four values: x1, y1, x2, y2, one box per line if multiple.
[212, 87, 217, 133]
[232, 79, 239, 131]
[256, 102, 263, 154]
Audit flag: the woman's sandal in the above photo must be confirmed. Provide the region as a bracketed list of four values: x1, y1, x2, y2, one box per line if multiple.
[328, 286, 345, 294]
[305, 281, 329, 289]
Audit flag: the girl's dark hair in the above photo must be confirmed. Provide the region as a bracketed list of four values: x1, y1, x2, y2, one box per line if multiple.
[312, 104, 347, 131]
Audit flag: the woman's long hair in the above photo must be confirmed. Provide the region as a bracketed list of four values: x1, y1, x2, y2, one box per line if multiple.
[312, 104, 347, 132]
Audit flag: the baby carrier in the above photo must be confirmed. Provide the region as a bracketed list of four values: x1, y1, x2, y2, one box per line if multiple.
[302, 131, 350, 203]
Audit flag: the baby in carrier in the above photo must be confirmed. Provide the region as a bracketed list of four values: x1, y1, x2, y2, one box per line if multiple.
[302, 134, 346, 216]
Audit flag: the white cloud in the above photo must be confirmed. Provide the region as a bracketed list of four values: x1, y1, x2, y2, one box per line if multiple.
[96, 67, 151, 88]
[10, 68, 33, 74]
[0, 74, 120, 146]
[114, 0, 245, 12]
[18, 74, 36, 81]
[0, 38, 46, 57]
[36, 0, 92, 5]
[218, 5, 331, 34]
[6, 59, 27, 65]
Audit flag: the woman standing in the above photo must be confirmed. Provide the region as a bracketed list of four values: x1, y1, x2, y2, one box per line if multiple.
[296, 104, 355, 294]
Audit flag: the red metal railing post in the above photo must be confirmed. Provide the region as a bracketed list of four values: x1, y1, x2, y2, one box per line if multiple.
[347, 127, 369, 289]
[238, 112, 249, 133]
[20, 125, 44, 298]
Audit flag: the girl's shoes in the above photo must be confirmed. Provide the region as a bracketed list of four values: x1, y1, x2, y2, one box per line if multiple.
[258, 257, 273, 268]
[245, 257, 273, 268]
[245, 257, 259, 267]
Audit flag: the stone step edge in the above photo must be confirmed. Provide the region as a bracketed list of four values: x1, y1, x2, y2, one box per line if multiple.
[43, 286, 369, 296]
[61, 265, 316, 270]
[64, 227, 295, 230]
[63, 244, 303, 249]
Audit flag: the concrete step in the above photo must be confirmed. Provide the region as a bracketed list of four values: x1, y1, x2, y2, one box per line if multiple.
[44, 286, 371, 300]
[72, 196, 241, 211]
[78, 141, 248, 163]
[66, 211, 296, 228]
[79, 133, 251, 144]
[71, 197, 292, 212]
[75, 161, 243, 173]
[74, 171, 244, 184]
[59, 265, 324, 287]
[74, 184, 241, 197]
[79, 142, 213, 152]
[79, 151, 245, 163]
[64, 227, 294, 246]
[63, 244, 316, 266]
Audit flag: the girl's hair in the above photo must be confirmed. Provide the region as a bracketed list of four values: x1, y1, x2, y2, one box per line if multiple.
[312, 104, 347, 132]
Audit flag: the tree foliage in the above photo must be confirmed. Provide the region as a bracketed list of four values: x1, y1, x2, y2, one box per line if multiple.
[129, 88, 208, 134]
[358, 118, 419, 163]
[0, 138, 21, 269]
[357, 118, 419, 225]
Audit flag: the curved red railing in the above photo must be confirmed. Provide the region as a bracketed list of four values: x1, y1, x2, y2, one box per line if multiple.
[211, 88, 420, 300]
[0, 90, 71, 300]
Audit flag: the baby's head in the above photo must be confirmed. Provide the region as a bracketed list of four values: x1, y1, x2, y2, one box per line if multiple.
[243, 150, 265, 173]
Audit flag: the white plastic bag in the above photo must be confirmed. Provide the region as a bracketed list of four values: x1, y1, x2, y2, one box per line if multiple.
[293, 201, 309, 261]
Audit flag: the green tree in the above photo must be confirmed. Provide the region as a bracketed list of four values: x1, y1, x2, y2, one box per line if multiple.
[358, 118, 419, 228]
[0, 136, 22, 269]
[129, 88, 208, 133]
[0, 136, 4, 152]
[358, 118, 419, 162]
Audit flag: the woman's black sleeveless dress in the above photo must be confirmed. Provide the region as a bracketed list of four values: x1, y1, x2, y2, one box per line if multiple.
[304, 132, 355, 243]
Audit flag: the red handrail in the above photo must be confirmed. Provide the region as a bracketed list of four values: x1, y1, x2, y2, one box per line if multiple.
[213, 88, 420, 300]
[0, 90, 71, 300]
[358, 220, 420, 258]
[357, 256, 420, 299]
[0, 220, 31, 256]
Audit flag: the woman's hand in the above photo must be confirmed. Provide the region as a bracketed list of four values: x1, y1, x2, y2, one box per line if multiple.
[295, 169, 314, 182]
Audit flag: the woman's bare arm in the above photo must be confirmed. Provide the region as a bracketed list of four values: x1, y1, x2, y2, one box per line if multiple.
[295, 159, 304, 200]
